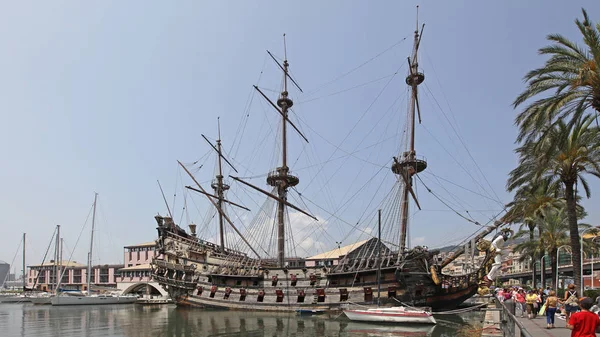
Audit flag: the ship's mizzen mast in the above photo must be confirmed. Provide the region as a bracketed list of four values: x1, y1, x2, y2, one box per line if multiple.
[209, 119, 231, 250]
[392, 7, 426, 252]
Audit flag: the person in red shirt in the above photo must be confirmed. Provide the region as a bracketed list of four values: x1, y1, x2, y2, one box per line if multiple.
[567, 297, 600, 336]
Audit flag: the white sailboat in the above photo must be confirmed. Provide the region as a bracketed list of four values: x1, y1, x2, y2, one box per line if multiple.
[51, 193, 136, 306]
[31, 225, 62, 305]
[0, 233, 31, 303]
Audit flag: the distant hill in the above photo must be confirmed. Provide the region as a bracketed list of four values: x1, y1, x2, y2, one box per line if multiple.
[433, 235, 527, 254]
[436, 245, 457, 253]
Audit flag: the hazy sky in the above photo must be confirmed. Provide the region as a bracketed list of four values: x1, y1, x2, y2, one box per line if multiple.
[2, 1, 600, 271]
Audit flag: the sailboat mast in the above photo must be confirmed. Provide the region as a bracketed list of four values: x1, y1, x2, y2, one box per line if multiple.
[266, 34, 299, 268]
[87, 193, 98, 293]
[55, 225, 60, 292]
[394, 7, 426, 252]
[22, 233, 26, 292]
[60, 238, 63, 287]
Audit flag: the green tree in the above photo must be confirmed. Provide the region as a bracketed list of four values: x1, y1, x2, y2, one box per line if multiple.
[503, 179, 560, 287]
[514, 8, 600, 143]
[508, 114, 600, 290]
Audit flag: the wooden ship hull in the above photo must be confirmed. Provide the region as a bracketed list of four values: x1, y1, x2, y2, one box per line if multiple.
[151, 218, 496, 312]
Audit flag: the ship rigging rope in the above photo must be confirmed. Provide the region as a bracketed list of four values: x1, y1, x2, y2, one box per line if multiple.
[301, 64, 406, 192]
[297, 73, 397, 104]
[289, 85, 408, 240]
[32, 227, 57, 288]
[2, 236, 23, 287]
[422, 83, 502, 205]
[230, 54, 267, 159]
[302, 35, 409, 98]
[296, 189, 398, 246]
[59, 204, 94, 282]
[423, 171, 501, 204]
[304, 82, 403, 223]
[415, 174, 483, 227]
[418, 122, 504, 209]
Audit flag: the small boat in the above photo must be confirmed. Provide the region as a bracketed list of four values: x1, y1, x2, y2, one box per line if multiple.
[295, 309, 325, 315]
[343, 306, 437, 324]
[135, 297, 173, 305]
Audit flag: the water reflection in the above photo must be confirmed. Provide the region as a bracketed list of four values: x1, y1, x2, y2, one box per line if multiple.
[0, 303, 483, 337]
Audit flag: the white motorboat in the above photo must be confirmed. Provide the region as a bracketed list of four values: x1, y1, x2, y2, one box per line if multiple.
[343, 306, 437, 324]
[51, 294, 137, 306]
[0, 294, 31, 303]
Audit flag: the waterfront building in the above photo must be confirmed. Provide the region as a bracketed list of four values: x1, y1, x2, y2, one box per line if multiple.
[27, 261, 122, 291]
[0, 261, 9, 288]
[117, 242, 167, 297]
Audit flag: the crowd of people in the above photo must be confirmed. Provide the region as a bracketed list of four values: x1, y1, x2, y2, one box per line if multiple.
[495, 283, 600, 334]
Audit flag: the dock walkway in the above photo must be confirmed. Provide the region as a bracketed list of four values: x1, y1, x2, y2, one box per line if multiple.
[516, 315, 571, 337]
[488, 298, 578, 336]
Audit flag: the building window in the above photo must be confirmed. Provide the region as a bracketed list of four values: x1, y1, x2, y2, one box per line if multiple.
[100, 269, 109, 283]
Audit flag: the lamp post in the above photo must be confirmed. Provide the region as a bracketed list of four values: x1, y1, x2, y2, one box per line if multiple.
[581, 228, 598, 295]
[557, 245, 571, 291]
[592, 237, 600, 290]
[541, 255, 546, 288]
[531, 256, 535, 288]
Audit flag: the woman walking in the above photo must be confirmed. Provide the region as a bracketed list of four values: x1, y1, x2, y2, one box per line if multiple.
[564, 284, 580, 323]
[526, 290, 538, 319]
[514, 288, 527, 318]
[545, 290, 559, 329]
[536, 288, 545, 316]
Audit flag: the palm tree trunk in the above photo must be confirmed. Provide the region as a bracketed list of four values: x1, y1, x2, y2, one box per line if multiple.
[529, 226, 537, 287]
[565, 180, 582, 291]
[550, 248, 558, 290]
[539, 227, 544, 287]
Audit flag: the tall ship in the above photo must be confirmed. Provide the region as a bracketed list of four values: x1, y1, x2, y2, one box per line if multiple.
[152, 16, 509, 311]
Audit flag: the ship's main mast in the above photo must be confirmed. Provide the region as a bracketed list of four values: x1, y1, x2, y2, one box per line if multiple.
[266, 38, 300, 267]
[392, 9, 427, 252]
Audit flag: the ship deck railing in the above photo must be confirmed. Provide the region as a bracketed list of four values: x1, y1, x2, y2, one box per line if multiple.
[153, 259, 195, 272]
[163, 230, 248, 258]
[152, 274, 196, 290]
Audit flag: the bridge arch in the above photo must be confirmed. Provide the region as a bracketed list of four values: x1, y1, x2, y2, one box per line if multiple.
[122, 282, 168, 297]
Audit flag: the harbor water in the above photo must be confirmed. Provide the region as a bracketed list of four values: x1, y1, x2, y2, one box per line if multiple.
[0, 303, 485, 336]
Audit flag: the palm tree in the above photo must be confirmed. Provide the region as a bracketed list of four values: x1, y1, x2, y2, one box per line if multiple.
[513, 8, 600, 143]
[535, 208, 574, 290]
[503, 179, 561, 287]
[508, 114, 600, 290]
